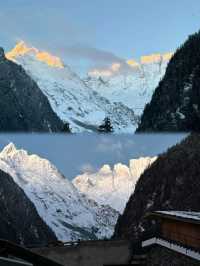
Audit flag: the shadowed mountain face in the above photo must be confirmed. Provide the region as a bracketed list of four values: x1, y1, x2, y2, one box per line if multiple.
[137, 31, 200, 132]
[0, 169, 57, 246]
[113, 134, 200, 240]
[0, 47, 63, 132]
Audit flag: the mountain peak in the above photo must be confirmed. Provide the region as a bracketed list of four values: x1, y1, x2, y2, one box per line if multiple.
[0, 143, 118, 241]
[6, 41, 64, 68]
[1, 143, 17, 155]
[140, 52, 173, 64]
[73, 157, 157, 213]
[99, 164, 112, 174]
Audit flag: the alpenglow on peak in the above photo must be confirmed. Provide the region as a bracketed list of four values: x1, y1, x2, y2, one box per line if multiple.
[6, 41, 64, 68]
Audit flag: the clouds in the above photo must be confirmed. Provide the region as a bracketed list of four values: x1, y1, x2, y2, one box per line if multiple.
[95, 137, 135, 160]
[62, 44, 123, 64]
[79, 163, 95, 174]
[0, 1, 132, 75]
[59, 43, 134, 75]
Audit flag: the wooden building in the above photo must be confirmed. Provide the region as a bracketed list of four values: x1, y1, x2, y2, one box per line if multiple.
[147, 211, 200, 250]
[140, 211, 200, 265]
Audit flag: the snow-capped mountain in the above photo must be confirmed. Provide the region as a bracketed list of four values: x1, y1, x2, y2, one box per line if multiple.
[86, 53, 172, 116]
[6, 42, 138, 133]
[73, 157, 157, 213]
[0, 143, 118, 241]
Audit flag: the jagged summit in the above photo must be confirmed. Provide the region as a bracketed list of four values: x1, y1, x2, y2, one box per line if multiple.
[6, 42, 138, 133]
[0, 143, 118, 241]
[88, 52, 173, 78]
[73, 156, 157, 213]
[6, 41, 64, 68]
[0, 44, 64, 132]
[86, 54, 172, 116]
[1, 143, 17, 155]
[5, 41, 173, 132]
[140, 53, 173, 65]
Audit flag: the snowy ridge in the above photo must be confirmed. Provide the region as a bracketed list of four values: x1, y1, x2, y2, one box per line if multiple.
[73, 157, 157, 213]
[0, 143, 118, 241]
[7, 42, 138, 133]
[156, 211, 200, 221]
[142, 238, 200, 261]
[85, 55, 170, 116]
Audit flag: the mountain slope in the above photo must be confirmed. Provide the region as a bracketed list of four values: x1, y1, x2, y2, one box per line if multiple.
[86, 53, 171, 116]
[0, 168, 57, 246]
[0, 143, 118, 241]
[0, 47, 63, 132]
[7, 42, 138, 133]
[113, 134, 200, 240]
[137, 31, 200, 132]
[73, 157, 157, 213]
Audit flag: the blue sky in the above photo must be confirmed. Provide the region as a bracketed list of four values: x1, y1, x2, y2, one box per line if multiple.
[1, 0, 200, 70]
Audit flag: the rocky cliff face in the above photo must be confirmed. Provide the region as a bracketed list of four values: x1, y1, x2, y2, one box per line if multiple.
[137, 31, 200, 132]
[0, 47, 63, 132]
[113, 134, 200, 239]
[0, 169, 57, 246]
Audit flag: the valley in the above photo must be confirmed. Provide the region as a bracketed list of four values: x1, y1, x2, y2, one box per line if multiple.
[5, 42, 171, 133]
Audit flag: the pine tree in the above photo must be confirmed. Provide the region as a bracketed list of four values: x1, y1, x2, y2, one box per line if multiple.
[98, 117, 113, 133]
[62, 122, 71, 133]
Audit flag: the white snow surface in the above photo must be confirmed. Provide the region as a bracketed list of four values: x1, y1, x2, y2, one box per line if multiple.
[156, 211, 200, 221]
[0, 143, 119, 241]
[8, 45, 138, 133]
[73, 157, 157, 213]
[85, 59, 169, 116]
[142, 238, 200, 261]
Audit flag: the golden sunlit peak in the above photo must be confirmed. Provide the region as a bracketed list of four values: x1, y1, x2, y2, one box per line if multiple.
[6, 41, 38, 60]
[162, 52, 173, 61]
[6, 41, 64, 68]
[141, 52, 173, 64]
[141, 54, 162, 64]
[126, 59, 139, 67]
[35, 51, 64, 68]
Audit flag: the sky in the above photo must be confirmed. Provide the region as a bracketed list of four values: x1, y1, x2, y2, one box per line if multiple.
[0, 133, 186, 180]
[1, 0, 200, 72]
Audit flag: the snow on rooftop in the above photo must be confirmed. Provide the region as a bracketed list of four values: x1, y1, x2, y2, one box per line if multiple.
[156, 211, 200, 221]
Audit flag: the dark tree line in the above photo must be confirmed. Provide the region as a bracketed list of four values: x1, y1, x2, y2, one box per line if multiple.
[98, 117, 113, 133]
[137, 30, 200, 132]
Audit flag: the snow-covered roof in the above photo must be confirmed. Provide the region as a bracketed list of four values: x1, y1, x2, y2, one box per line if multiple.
[149, 211, 200, 224]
